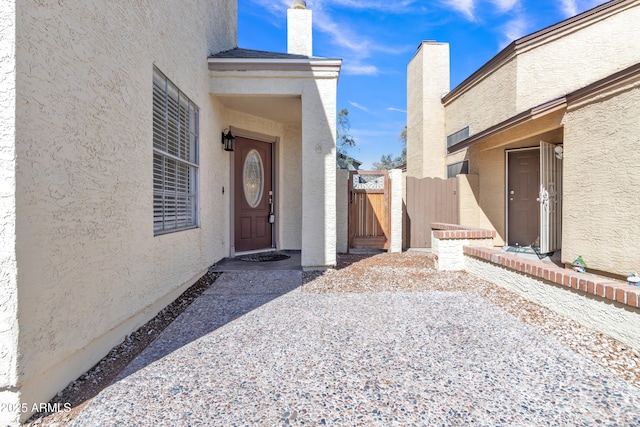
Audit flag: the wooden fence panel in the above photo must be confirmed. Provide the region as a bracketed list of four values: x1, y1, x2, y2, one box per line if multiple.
[405, 176, 458, 248]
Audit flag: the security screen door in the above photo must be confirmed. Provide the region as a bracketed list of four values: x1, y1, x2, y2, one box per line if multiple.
[539, 141, 562, 253]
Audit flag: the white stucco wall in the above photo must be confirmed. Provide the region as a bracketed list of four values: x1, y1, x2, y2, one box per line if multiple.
[281, 123, 303, 250]
[433, 237, 494, 271]
[516, 2, 640, 111]
[406, 45, 424, 178]
[336, 169, 349, 254]
[0, 1, 20, 425]
[562, 80, 640, 276]
[443, 1, 640, 140]
[466, 256, 640, 350]
[13, 0, 236, 420]
[444, 59, 518, 142]
[210, 70, 339, 269]
[301, 79, 337, 269]
[389, 169, 402, 253]
[287, 8, 312, 56]
[406, 42, 449, 178]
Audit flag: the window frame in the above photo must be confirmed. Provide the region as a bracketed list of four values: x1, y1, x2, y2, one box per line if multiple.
[446, 126, 470, 151]
[446, 160, 470, 178]
[152, 67, 200, 235]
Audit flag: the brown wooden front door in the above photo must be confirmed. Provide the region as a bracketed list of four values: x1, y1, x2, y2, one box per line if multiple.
[348, 171, 390, 250]
[507, 149, 540, 247]
[234, 137, 273, 252]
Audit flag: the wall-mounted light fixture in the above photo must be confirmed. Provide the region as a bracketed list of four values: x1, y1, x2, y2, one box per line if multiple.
[555, 145, 563, 160]
[221, 128, 235, 152]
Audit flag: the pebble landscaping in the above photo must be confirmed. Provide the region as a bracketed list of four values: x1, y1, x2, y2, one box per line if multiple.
[69, 253, 640, 426]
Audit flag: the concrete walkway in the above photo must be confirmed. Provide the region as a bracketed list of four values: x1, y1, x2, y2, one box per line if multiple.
[72, 270, 640, 426]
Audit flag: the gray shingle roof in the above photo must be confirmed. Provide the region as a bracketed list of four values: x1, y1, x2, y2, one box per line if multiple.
[209, 48, 312, 60]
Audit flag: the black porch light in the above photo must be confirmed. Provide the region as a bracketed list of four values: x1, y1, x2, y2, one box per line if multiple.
[221, 128, 235, 152]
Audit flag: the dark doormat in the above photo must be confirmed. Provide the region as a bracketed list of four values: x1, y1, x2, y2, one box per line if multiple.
[239, 253, 291, 262]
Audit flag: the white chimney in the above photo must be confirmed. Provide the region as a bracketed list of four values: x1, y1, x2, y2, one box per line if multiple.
[287, 0, 312, 56]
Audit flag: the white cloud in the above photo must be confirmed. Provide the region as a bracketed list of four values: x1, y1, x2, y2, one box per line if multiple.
[440, 0, 476, 21]
[387, 107, 407, 113]
[489, 0, 519, 13]
[349, 101, 370, 112]
[440, 0, 522, 21]
[314, 0, 418, 13]
[560, 0, 578, 17]
[499, 16, 528, 48]
[343, 63, 379, 75]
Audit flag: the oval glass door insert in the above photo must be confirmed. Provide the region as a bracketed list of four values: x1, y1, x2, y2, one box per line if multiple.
[243, 149, 264, 208]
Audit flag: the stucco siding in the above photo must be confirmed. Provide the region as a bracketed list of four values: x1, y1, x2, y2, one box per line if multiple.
[301, 78, 337, 268]
[406, 46, 424, 178]
[280, 124, 303, 250]
[336, 169, 349, 253]
[444, 2, 640, 140]
[445, 59, 518, 142]
[14, 0, 235, 416]
[562, 82, 640, 275]
[0, 1, 20, 425]
[475, 148, 506, 245]
[208, 66, 340, 269]
[406, 42, 449, 178]
[389, 169, 403, 253]
[456, 174, 480, 228]
[517, 2, 640, 111]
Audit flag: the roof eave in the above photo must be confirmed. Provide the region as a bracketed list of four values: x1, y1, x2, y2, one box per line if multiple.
[208, 57, 342, 73]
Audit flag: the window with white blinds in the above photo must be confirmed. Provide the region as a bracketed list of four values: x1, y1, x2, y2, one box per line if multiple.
[152, 67, 199, 235]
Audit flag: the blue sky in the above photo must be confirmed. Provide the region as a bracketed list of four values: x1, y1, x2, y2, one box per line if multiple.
[238, 0, 606, 168]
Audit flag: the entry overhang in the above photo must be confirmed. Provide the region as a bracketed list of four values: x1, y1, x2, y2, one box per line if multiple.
[447, 97, 567, 154]
[208, 48, 341, 80]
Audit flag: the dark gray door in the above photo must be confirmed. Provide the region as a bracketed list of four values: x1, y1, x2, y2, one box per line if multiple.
[508, 149, 540, 247]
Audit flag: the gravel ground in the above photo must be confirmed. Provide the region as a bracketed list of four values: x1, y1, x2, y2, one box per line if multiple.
[28, 252, 640, 426]
[25, 270, 220, 426]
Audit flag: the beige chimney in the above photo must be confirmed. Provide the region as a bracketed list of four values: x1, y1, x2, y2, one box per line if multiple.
[287, 0, 312, 56]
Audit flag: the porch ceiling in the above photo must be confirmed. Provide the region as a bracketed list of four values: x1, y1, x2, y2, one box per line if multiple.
[217, 95, 301, 124]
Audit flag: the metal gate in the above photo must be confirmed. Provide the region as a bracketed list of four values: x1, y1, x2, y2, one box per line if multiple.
[348, 171, 390, 250]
